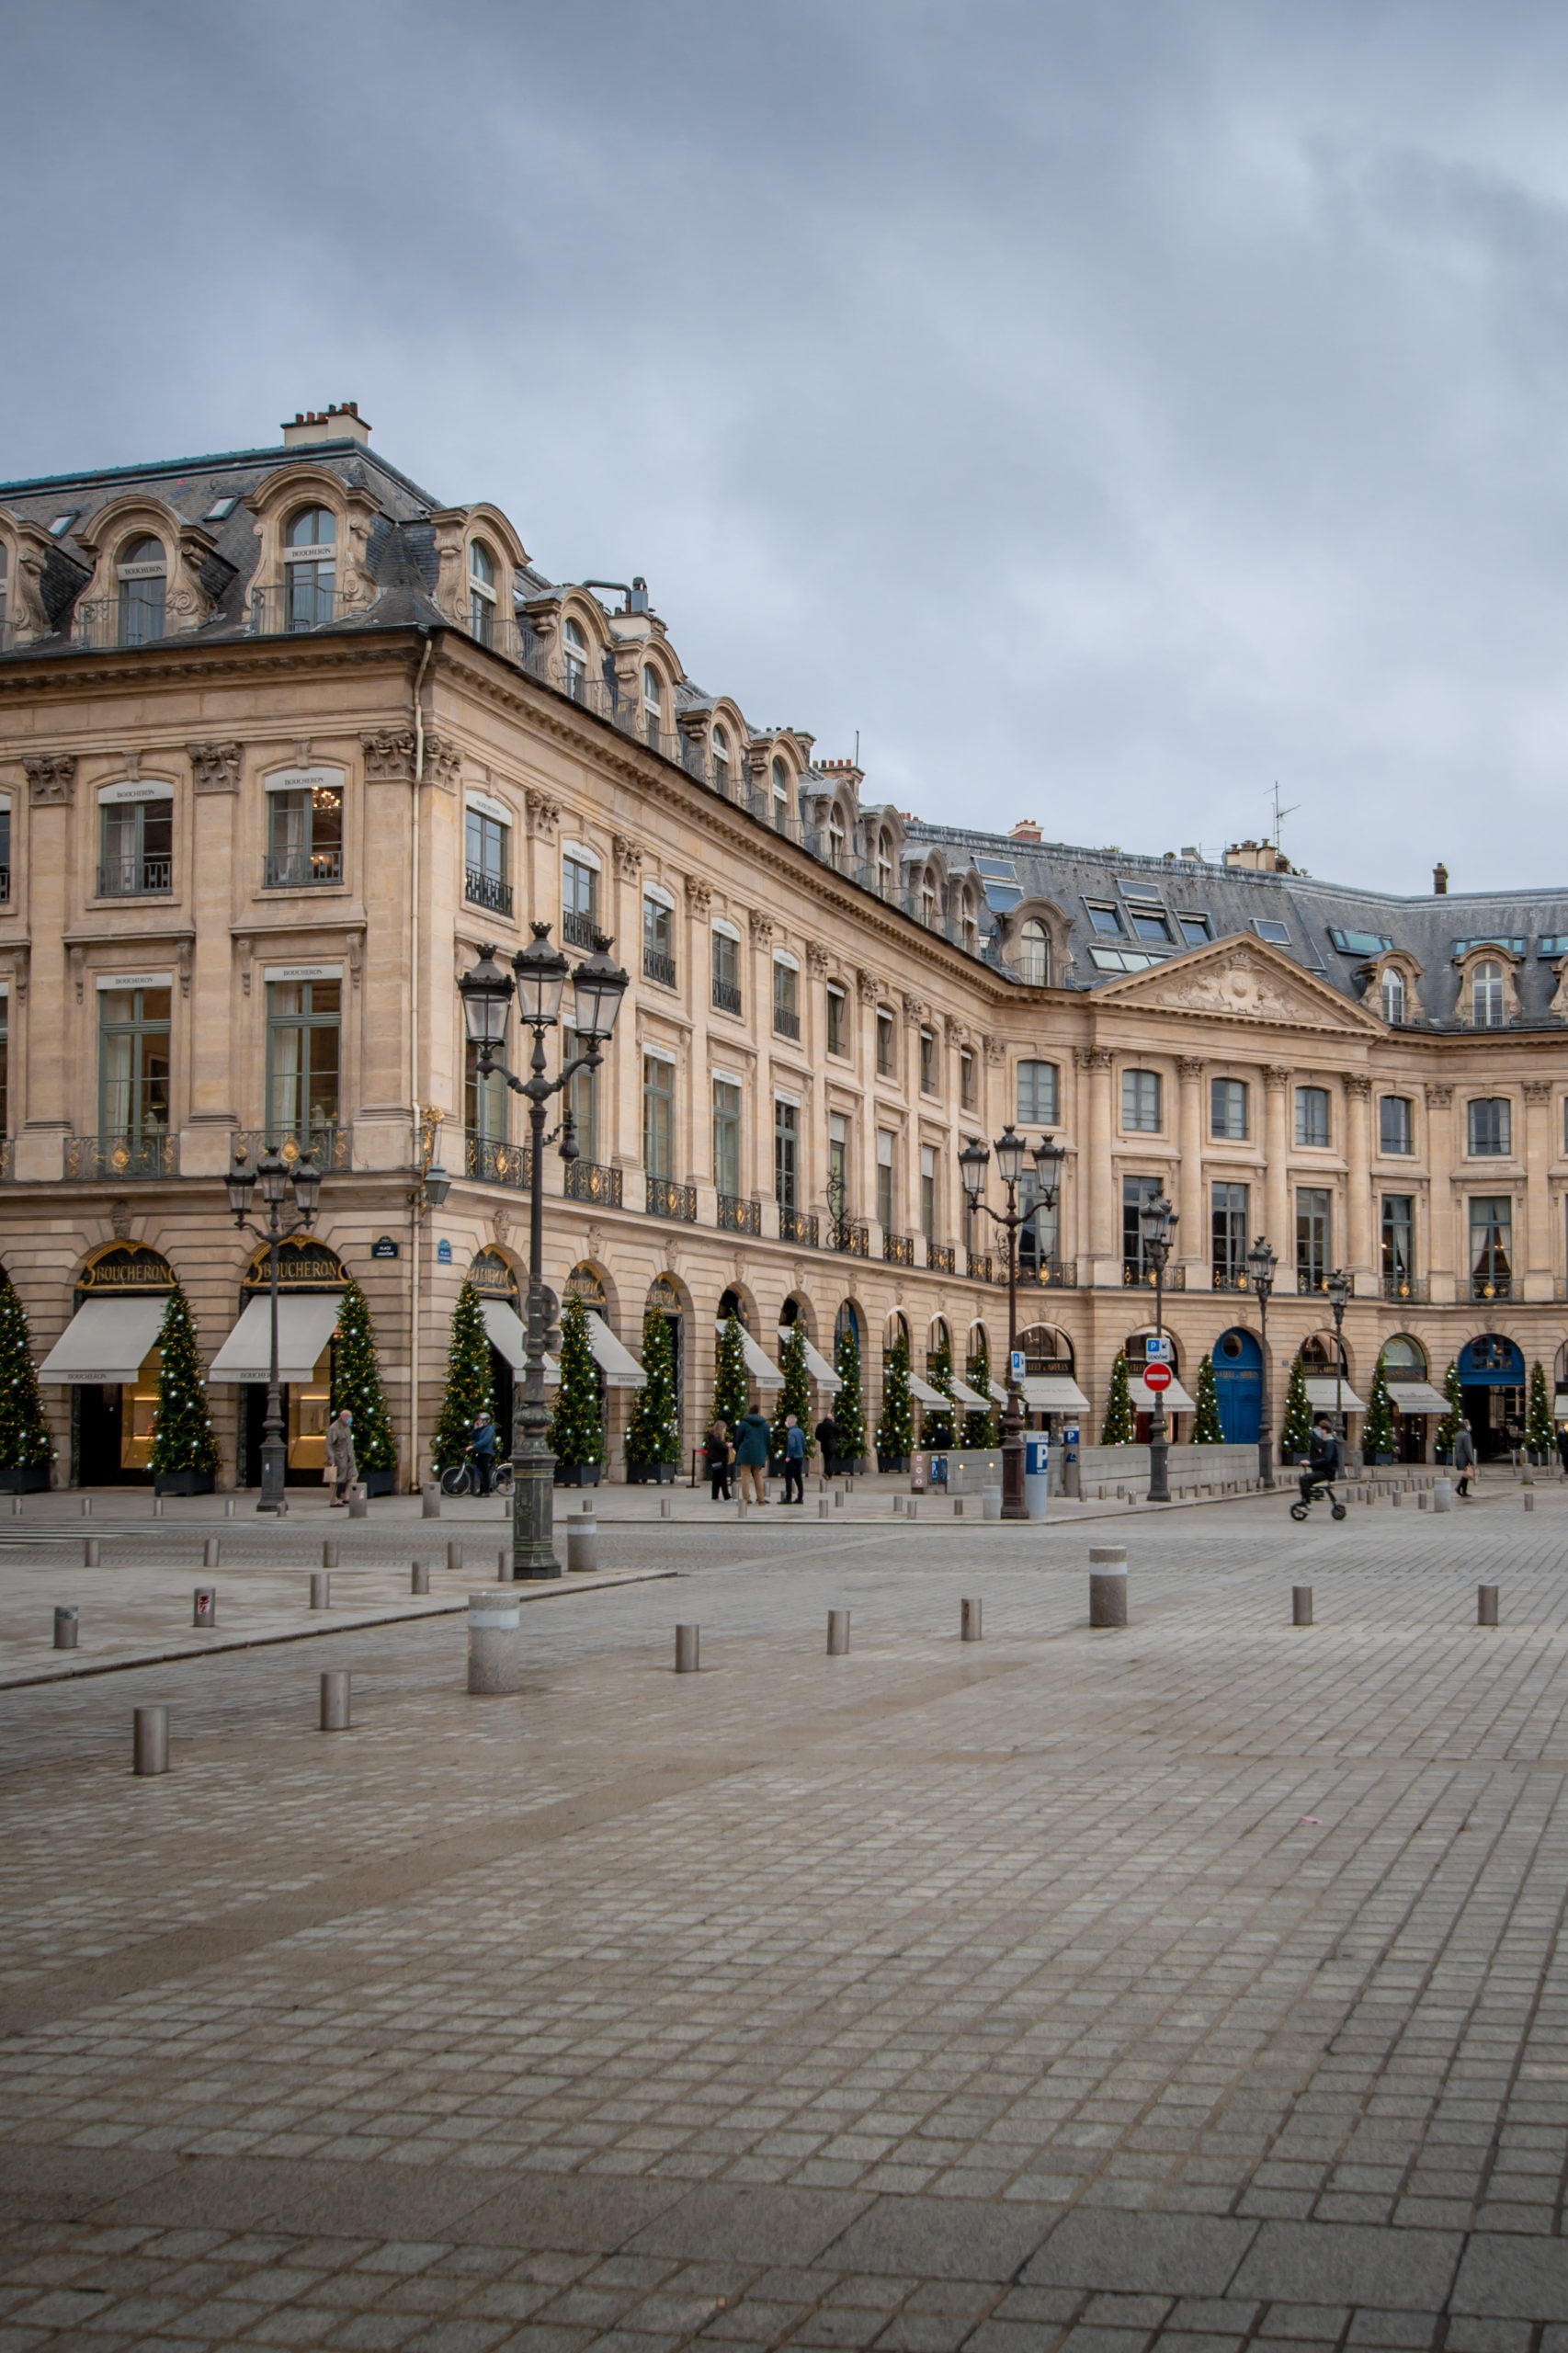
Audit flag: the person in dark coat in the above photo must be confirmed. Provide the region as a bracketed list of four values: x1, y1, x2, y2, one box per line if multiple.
[325, 1410, 356, 1506]
[815, 1413, 840, 1479]
[1454, 1420, 1477, 1496]
[733, 1406, 771, 1505]
[704, 1419, 733, 1501]
[782, 1414, 807, 1504]
[1298, 1415, 1342, 1506]
[471, 1411, 496, 1496]
[1556, 1421, 1568, 1481]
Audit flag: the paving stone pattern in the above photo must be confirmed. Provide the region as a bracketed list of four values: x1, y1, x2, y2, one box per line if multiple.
[4, 1492, 1568, 2345]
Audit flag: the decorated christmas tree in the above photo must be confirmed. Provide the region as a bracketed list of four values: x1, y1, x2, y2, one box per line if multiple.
[711, 1312, 750, 1433]
[1528, 1359, 1554, 1460]
[921, 1329, 956, 1449]
[964, 1332, 999, 1447]
[1192, 1351, 1223, 1444]
[148, 1280, 220, 1479]
[1100, 1351, 1135, 1444]
[877, 1327, 915, 1464]
[1281, 1356, 1313, 1461]
[550, 1291, 605, 1472]
[432, 1279, 494, 1472]
[625, 1307, 681, 1472]
[771, 1322, 815, 1461]
[332, 1277, 397, 1479]
[1362, 1359, 1396, 1458]
[1436, 1358, 1462, 1460]
[0, 1277, 51, 1482]
[833, 1317, 866, 1468]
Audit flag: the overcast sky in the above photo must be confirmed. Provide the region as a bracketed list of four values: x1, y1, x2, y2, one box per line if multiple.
[5, 0, 1567, 896]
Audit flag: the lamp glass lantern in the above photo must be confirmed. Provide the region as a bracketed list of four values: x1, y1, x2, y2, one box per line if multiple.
[958, 1136, 990, 1202]
[1032, 1132, 1064, 1191]
[424, 1161, 451, 1211]
[290, 1154, 322, 1222]
[1324, 1267, 1351, 1315]
[1247, 1235, 1277, 1291]
[512, 922, 570, 1028]
[226, 1155, 256, 1219]
[256, 1145, 290, 1207]
[1139, 1190, 1176, 1252]
[993, 1124, 1027, 1190]
[571, 933, 631, 1043]
[458, 943, 516, 1053]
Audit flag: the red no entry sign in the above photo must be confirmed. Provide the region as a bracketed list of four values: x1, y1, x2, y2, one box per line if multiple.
[1143, 1363, 1172, 1392]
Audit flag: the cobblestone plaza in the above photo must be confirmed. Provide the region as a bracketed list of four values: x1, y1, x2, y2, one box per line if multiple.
[5, 1483, 1568, 2345]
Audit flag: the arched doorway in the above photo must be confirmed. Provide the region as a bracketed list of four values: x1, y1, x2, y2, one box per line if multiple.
[647, 1274, 684, 1444]
[1212, 1327, 1262, 1445]
[231, 1240, 346, 1487]
[52, 1245, 176, 1487]
[1379, 1335, 1432, 1463]
[1460, 1333, 1525, 1460]
[1123, 1329, 1186, 1443]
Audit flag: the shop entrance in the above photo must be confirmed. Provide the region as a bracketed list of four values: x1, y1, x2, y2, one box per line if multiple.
[1460, 1334, 1525, 1461]
[242, 1367, 332, 1486]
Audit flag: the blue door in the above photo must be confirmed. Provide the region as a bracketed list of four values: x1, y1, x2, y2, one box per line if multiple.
[1212, 1327, 1262, 1444]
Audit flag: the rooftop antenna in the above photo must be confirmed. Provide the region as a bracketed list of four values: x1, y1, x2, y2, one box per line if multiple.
[854, 729, 859, 768]
[1268, 780, 1300, 858]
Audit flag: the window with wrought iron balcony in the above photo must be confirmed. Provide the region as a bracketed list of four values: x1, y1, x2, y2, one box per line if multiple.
[643, 889, 676, 989]
[562, 852, 597, 949]
[265, 781, 343, 889]
[465, 803, 512, 918]
[97, 786, 174, 898]
[711, 927, 742, 1017]
[772, 953, 800, 1040]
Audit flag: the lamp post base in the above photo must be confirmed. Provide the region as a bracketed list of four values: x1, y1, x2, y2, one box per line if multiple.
[257, 1439, 288, 1515]
[1147, 1404, 1171, 1504]
[1000, 1412, 1026, 1519]
[510, 1427, 561, 1578]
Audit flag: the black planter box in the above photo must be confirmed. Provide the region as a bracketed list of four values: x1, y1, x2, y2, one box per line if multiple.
[877, 1452, 911, 1473]
[556, 1462, 603, 1487]
[153, 1469, 216, 1497]
[625, 1461, 678, 1484]
[0, 1464, 50, 1493]
[360, 1468, 397, 1497]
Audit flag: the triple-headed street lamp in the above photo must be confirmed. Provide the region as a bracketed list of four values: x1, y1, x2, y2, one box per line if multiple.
[1324, 1267, 1352, 1442]
[958, 1124, 1064, 1519]
[1137, 1188, 1178, 1505]
[225, 1142, 324, 1515]
[458, 925, 629, 1578]
[1246, 1234, 1278, 1489]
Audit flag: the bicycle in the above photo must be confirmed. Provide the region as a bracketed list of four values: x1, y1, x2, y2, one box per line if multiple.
[1290, 1478, 1347, 1524]
[438, 1448, 513, 1499]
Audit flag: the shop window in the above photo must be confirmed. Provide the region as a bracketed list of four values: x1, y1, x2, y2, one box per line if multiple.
[266, 978, 340, 1140]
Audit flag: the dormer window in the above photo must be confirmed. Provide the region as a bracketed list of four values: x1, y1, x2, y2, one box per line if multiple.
[283, 506, 335, 631]
[562, 617, 587, 701]
[828, 806, 846, 869]
[877, 832, 893, 898]
[468, 540, 497, 645]
[772, 756, 790, 832]
[712, 724, 730, 796]
[642, 665, 663, 748]
[1018, 920, 1049, 985]
[1381, 966, 1405, 1025]
[117, 535, 166, 647]
[1472, 960, 1505, 1028]
[920, 874, 937, 926]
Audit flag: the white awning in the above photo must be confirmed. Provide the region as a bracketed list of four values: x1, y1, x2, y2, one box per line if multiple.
[1021, 1374, 1091, 1412]
[990, 1376, 1011, 1406]
[209, 1293, 342, 1382]
[950, 1377, 988, 1412]
[715, 1322, 784, 1391]
[909, 1374, 949, 1407]
[1304, 1375, 1367, 1412]
[1556, 1392, 1568, 1421]
[480, 1299, 558, 1386]
[1387, 1381, 1449, 1415]
[40, 1296, 169, 1384]
[585, 1310, 645, 1388]
[778, 1330, 841, 1392]
[1130, 1374, 1197, 1413]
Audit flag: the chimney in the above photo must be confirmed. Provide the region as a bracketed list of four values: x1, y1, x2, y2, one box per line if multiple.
[1433, 861, 1449, 895]
[1009, 819, 1042, 843]
[282, 402, 371, 449]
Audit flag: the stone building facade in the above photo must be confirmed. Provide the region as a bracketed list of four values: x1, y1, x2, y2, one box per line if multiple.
[0, 404, 1564, 1486]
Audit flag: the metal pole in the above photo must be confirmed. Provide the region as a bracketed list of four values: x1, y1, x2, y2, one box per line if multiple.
[511, 1026, 560, 1577]
[1148, 1249, 1170, 1503]
[1256, 1279, 1275, 1488]
[258, 1209, 287, 1513]
[1001, 1192, 1025, 1519]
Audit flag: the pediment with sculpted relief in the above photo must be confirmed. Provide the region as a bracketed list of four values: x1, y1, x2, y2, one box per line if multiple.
[1093, 938, 1382, 1035]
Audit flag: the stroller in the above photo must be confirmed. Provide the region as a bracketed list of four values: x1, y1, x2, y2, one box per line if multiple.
[1290, 1475, 1347, 1523]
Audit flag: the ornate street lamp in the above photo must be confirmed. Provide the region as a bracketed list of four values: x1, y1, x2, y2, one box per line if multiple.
[459, 926, 629, 1577]
[959, 1125, 1062, 1518]
[225, 1141, 324, 1515]
[1138, 1188, 1178, 1504]
[1246, 1234, 1278, 1489]
[1324, 1267, 1352, 1443]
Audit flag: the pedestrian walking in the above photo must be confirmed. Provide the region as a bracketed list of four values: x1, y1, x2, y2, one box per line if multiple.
[782, 1413, 806, 1504]
[733, 1404, 772, 1506]
[1557, 1421, 1568, 1481]
[325, 1409, 356, 1507]
[471, 1410, 496, 1496]
[1454, 1418, 1477, 1497]
[704, 1418, 733, 1501]
[815, 1411, 840, 1480]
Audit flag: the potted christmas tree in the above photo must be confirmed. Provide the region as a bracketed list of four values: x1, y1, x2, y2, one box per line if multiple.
[550, 1292, 605, 1484]
[0, 1277, 53, 1492]
[333, 1277, 398, 1495]
[432, 1279, 494, 1479]
[1435, 1359, 1462, 1464]
[770, 1323, 815, 1472]
[149, 1280, 220, 1495]
[711, 1312, 750, 1436]
[964, 1334, 999, 1448]
[1192, 1351, 1223, 1445]
[1362, 1359, 1396, 1465]
[921, 1330, 957, 1451]
[1100, 1352, 1135, 1445]
[1280, 1357, 1313, 1463]
[876, 1329, 914, 1472]
[1527, 1359, 1553, 1468]
[833, 1317, 866, 1474]
[625, 1307, 681, 1482]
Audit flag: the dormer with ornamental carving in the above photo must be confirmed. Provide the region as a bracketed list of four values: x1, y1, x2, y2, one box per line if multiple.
[244, 463, 382, 626]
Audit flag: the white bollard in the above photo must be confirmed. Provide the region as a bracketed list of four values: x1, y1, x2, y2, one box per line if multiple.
[467, 1590, 522, 1693]
[1089, 1544, 1128, 1629]
[566, 1511, 597, 1574]
[1433, 1480, 1453, 1514]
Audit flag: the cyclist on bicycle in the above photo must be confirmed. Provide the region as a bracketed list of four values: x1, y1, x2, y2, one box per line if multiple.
[471, 1411, 497, 1497]
[1299, 1415, 1342, 1507]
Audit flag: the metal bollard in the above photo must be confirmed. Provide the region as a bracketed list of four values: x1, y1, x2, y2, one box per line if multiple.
[347, 1485, 368, 1519]
[81, 1496, 92, 1517]
[322, 1540, 338, 1568]
[83, 1537, 99, 1567]
[422, 1482, 441, 1518]
[660, 1496, 672, 1518]
[1525, 1493, 1536, 1513]
[906, 1499, 918, 1520]
[893, 1494, 904, 1515]
[447, 1540, 464, 1574]
[203, 1537, 220, 1569]
[152, 1495, 165, 1518]
[53, 1605, 79, 1650]
[468, 1589, 522, 1693]
[818, 1496, 830, 1518]
[817, 1475, 825, 1493]
[1392, 1490, 1403, 1509]
[224, 1497, 236, 1518]
[310, 1572, 331, 1609]
[1433, 1480, 1453, 1514]
[835, 1487, 845, 1508]
[497, 1548, 509, 1583]
[320, 1670, 351, 1731]
[953, 1497, 965, 1517]
[193, 1585, 216, 1628]
[826, 1608, 851, 1655]
[1089, 1544, 1128, 1629]
[675, 1623, 700, 1674]
[133, 1705, 169, 1776]
[1292, 1586, 1313, 1626]
[960, 1597, 983, 1643]
[1479, 1584, 1499, 1626]
[566, 1510, 597, 1574]
[412, 1561, 430, 1595]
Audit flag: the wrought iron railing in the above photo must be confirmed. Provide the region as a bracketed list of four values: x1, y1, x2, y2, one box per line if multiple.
[711, 977, 743, 1016]
[966, 1251, 994, 1283]
[1210, 1268, 1250, 1291]
[779, 1207, 818, 1247]
[234, 1126, 351, 1172]
[824, 1221, 869, 1256]
[0, 1141, 12, 1180]
[466, 1135, 532, 1188]
[0, 868, 10, 904]
[1017, 1259, 1078, 1288]
[1382, 1273, 1429, 1302]
[647, 1175, 697, 1222]
[65, 1131, 177, 1180]
[643, 947, 676, 988]
[772, 1005, 801, 1040]
[562, 908, 597, 949]
[717, 1193, 761, 1235]
[883, 1233, 915, 1266]
[97, 857, 172, 898]
[75, 598, 170, 651]
[563, 1158, 621, 1207]
[265, 847, 343, 888]
[465, 868, 514, 917]
[926, 1242, 956, 1273]
[1471, 1273, 1515, 1302]
[1296, 1271, 1348, 1297]
[248, 585, 344, 636]
[1123, 1264, 1187, 1290]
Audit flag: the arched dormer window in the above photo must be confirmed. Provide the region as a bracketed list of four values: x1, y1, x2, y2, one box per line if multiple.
[828, 803, 846, 870]
[284, 506, 336, 631]
[1473, 960, 1505, 1029]
[562, 616, 588, 702]
[876, 831, 893, 898]
[468, 540, 497, 646]
[117, 533, 166, 647]
[920, 870, 937, 927]
[772, 756, 790, 833]
[1381, 966, 1405, 1026]
[711, 723, 731, 797]
[642, 665, 663, 748]
[1019, 919, 1050, 986]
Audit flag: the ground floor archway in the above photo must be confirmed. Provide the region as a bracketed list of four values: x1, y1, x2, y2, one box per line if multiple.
[1212, 1326, 1262, 1445]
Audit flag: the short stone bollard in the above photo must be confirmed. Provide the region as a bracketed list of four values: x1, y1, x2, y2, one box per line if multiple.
[1392, 1490, 1403, 1509]
[496, 1548, 509, 1582]
[468, 1589, 522, 1692]
[347, 1486, 368, 1520]
[906, 1499, 918, 1520]
[953, 1497, 964, 1518]
[310, 1572, 331, 1609]
[81, 1496, 93, 1518]
[224, 1497, 236, 1519]
[660, 1496, 672, 1518]
[1433, 1480, 1453, 1514]
[448, 1540, 464, 1574]
[1418, 1491, 1429, 1510]
[893, 1495, 904, 1515]
[54, 1604, 79, 1650]
[192, 1585, 216, 1628]
[818, 1496, 830, 1518]
[1525, 1493, 1536, 1513]
[322, 1540, 338, 1568]
[152, 1496, 165, 1518]
[83, 1537, 99, 1567]
[320, 1670, 351, 1731]
[960, 1597, 983, 1643]
[826, 1608, 851, 1655]
[834, 1487, 845, 1508]
[736, 1497, 747, 1519]
[1292, 1586, 1313, 1627]
[133, 1704, 169, 1776]
[567, 1510, 597, 1574]
[412, 1562, 430, 1595]
[1478, 1583, 1499, 1627]
[675, 1623, 699, 1674]
[422, 1482, 441, 1519]
[983, 1488, 1002, 1521]
[1089, 1544, 1128, 1629]
[11, 1493, 22, 1517]
[202, 1536, 221, 1568]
